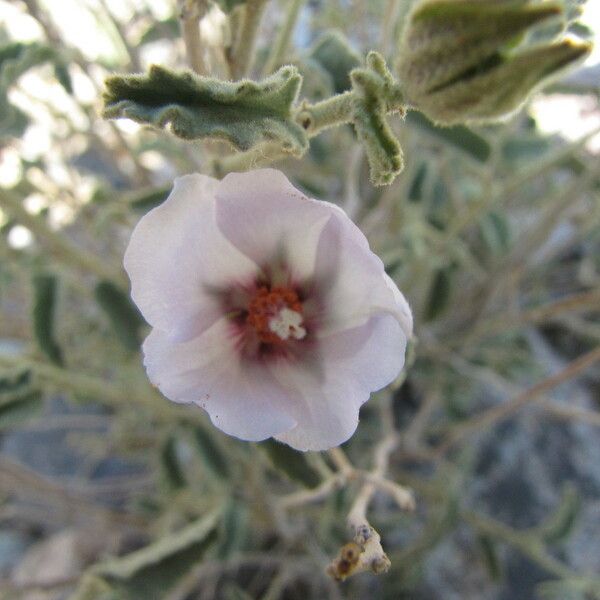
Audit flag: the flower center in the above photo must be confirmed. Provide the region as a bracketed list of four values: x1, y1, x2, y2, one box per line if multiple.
[246, 286, 306, 344]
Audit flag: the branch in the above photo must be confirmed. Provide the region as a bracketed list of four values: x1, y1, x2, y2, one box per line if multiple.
[262, 0, 305, 76]
[436, 345, 600, 456]
[179, 0, 209, 75]
[0, 190, 127, 288]
[229, 0, 268, 79]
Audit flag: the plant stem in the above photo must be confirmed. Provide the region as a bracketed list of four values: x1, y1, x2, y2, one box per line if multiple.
[214, 86, 403, 175]
[179, 0, 209, 75]
[463, 511, 578, 581]
[0, 190, 127, 288]
[262, 0, 305, 76]
[436, 345, 600, 455]
[230, 0, 268, 79]
[468, 287, 600, 343]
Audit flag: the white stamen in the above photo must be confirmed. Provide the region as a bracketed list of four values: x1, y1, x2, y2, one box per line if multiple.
[268, 308, 306, 341]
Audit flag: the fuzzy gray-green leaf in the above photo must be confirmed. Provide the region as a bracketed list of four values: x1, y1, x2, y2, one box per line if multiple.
[309, 30, 361, 94]
[350, 52, 405, 186]
[103, 65, 308, 156]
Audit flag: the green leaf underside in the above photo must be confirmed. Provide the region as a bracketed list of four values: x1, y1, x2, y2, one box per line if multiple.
[103, 65, 308, 156]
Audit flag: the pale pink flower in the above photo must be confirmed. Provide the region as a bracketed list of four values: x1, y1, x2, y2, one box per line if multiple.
[124, 169, 412, 451]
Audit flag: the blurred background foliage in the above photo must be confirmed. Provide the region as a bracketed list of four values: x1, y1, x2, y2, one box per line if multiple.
[0, 0, 599, 599]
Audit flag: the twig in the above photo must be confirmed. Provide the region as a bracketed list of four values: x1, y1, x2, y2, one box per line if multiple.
[464, 511, 581, 582]
[277, 472, 346, 510]
[543, 403, 600, 428]
[262, 0, 305, 76]
[97, 0, 142, 71]
[467, 288, 600, 343]
[327, 447, 353, 475]
[0, 190, 127, 288]
[179, 0, 209, 75]
[436, 345, 600, 455]
[229, 0, 268, 79]
[328, 433, 415, 580]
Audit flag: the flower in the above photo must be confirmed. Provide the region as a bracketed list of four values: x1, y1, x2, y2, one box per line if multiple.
[124, 169, 412, 451]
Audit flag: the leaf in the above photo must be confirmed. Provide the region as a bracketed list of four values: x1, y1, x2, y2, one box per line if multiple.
[127, 185, 170, 213]
[217, 500, 247, 559]
[536, 580, 589, 600]
[103, 65, 308, 156]
[479, 211, 511, 256]
[138, 17, 180, 45]
[32, 273, 64, 366]
[221, 584, 256, 600]
[424, 267, 452, 321]
[539, 485, 581, 544]
[406, 112, 491, 162]
[214, 0, 247, 13]
[94, 280, 144, 351]
[71, 511, 220, 600]
[476, 534, 502, 581]
[408, 162, 428, 202]
[0, 369, 31, 394]
[160, 435, 187, 490]
[0, 42, 72, 139]
[259, 439, 321, 488]
[349, 52, 405, 186]
[191, 425, 230, 479]
[0, 362, 40, 432]
[0, 391, 43, 430]
[308, 30, 361, 94]
[0, 42, 56, 89]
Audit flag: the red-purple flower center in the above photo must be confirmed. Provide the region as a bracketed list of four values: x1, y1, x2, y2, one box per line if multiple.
[246, 286, 306, 345]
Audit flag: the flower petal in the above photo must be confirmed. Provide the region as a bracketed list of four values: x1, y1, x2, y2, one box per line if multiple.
[143, 320, 297, 441]
[273, 313, 407, 451]
[124, 174, 257, 341]
[215, 169, 331, 281]
[312, 211, 413, 336]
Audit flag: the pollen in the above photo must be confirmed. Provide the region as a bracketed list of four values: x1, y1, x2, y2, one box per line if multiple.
[247, 286, 306, 344]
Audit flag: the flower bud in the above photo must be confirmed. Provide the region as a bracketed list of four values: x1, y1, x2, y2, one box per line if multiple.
[397, 0, 592, 125]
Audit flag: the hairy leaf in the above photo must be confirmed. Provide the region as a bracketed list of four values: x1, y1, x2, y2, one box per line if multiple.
[103, 65, 308, 156]
[350, 52, 405, 186]
[309, 30, 361, 94]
